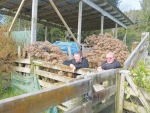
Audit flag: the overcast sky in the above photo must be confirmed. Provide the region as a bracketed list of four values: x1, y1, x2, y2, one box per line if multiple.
[119, 0, 141, 12]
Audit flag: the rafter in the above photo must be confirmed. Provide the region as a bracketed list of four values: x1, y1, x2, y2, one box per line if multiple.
[0, 0, 7, 5]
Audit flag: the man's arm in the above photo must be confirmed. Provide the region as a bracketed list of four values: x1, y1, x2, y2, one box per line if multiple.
[115, 61, 121, 68]
[74, 58, 89, 69]
[100, 61, 107, 70]
[63, 60, 73, 66]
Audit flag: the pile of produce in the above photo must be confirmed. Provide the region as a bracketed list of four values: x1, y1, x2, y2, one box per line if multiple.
[83, 33, 130, 68]
[23, 41, 69, 64]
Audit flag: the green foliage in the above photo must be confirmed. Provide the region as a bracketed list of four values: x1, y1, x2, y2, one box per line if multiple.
[130, 61, 150, 92]
[36, 25, 66, 43]
[0, 80, 23, 100]
[50, 28, 65, 43]
[37, 25, 46, 41]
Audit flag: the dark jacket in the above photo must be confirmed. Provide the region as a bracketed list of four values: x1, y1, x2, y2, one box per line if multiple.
[101, 59, 121, 70]
[63, 58, 89, 69]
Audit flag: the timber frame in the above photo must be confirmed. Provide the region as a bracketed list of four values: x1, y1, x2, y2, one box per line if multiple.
[0, 0, 133, 44]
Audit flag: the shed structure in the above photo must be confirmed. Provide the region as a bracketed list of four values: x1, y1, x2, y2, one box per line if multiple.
[0, 0, 133, 44]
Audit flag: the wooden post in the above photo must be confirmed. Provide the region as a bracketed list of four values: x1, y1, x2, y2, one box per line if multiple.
[123, 29, 127, 45]
[31, 0, 38, 43]
[131, 42, 139, 52]
[115, 23, 118, 38]
[77, 1, 83, 44]
[18, 46, 22, 68]
[141, 32, 147, 40]
[101, 16, 104, 34]
[115, 71, 120, 113]
[45, 26, 47, 41]
[67, 46, 72, 60]
[18, 15, 21, 31]
[18, 46, 21, 58]
[116, 70, 129, 113]
[82, 44, 85, 52]
[8, 0, 25, 36]
[49, 0, 80, 49]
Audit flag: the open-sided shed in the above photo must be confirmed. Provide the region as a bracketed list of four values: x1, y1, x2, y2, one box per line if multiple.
[0, 0, 133, 45]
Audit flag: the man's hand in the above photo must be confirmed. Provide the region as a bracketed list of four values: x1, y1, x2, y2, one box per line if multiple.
[70, 64, 76, 73]
[97, 66, 103, 72]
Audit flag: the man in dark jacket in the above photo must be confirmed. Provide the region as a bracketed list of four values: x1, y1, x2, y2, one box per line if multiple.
[97, 51, 121, 72]
[63, 51, 89, 74]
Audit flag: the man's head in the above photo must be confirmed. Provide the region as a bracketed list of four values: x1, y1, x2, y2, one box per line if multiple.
[106, 51, 115, 64]
[74, 51, 82, 63]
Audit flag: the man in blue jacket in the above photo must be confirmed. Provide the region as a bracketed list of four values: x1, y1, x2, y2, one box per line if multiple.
[63, 51, 89, 75]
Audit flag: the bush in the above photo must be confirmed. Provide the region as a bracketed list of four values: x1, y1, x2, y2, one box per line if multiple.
[130, 61, 150, 92]
[0, 27, 18, 72]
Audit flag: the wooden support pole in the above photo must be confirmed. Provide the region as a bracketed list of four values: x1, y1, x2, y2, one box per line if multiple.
[123, 29, 127, 45]
[8, 0, 25, 36]
[67, 46, 72, 60]
[18, 15, 21, 31]
[45, 25, 48, 41]
[115, 23, 118, 38]
[48, 0, 81, 49]
[18, 46, 21, 58]
[77, 1, 83, 44]
[101, 16, 104, 34]
[31, 0, 38, 43]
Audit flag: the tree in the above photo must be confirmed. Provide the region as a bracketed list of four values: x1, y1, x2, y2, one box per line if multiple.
[108, 0, 122, 6]
[50, 27, 65, 43]
[140, 0, 150, 31]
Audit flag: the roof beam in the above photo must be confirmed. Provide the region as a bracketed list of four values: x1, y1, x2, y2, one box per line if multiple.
[10, 0, 32, 11]
[82, 0, 127, 29]
[52, 13, 100, 23]
[38, 0, 99, 18]
[38, 2, 79, 17]
[46, 10, 110, 23]
[0, 0, 7, 5]
[0, 9, 65, 29]
[44, 9, 99, 21]
[109, 10, 118, 15]
[113, 14, 122, 18]
[39, 0, 66, 10]
[118, 17, 124, 21]
[42, 2, 104, 21]
[54, 17, 113, 27]
[98, 2, 107, 7]
[104, 6, 113, 11]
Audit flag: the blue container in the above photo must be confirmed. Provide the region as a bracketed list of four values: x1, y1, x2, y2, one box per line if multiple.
[53, 41, 79, 55]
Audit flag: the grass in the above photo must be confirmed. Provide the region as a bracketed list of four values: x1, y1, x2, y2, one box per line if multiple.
[0, 80, 23, 100]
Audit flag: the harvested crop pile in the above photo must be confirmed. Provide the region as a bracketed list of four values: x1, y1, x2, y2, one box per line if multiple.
[0, 27, 18, 72]
[83, 33, 130, 68]
[23, 41, 69, 64]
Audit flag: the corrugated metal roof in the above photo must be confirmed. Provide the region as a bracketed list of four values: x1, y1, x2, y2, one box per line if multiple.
[0, 0, 133, 31]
